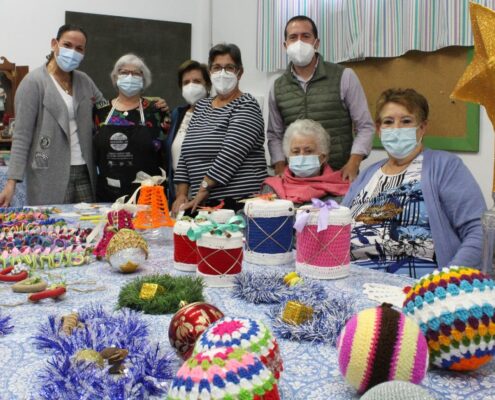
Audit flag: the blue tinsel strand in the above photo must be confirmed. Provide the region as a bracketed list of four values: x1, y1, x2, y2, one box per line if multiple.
[232, 271, 327, 304]
[32, 304, 175, 400]
[267, 293, 357, 345]
[0, 309, 13, 335]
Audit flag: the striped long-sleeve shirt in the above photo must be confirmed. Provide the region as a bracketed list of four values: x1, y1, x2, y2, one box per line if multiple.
[174, 93, 267, 200]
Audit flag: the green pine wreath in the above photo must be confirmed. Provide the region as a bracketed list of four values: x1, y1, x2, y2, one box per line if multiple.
[117, 274, 205, 314]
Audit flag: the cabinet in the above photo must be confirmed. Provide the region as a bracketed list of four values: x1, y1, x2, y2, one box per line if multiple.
[0, 56, 29, 147]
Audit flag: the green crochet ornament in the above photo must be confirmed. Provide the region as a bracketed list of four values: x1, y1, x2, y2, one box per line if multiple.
[117, 274, 205, 315]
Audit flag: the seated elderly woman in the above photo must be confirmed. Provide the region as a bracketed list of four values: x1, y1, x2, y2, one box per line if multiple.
[342, 88, 486, 278]
[171, 43, 266, 214]
[262, 119, 350, 204]
[93, 53, 170, 202]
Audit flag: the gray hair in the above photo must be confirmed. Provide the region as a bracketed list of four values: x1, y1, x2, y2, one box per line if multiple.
[282, 119, 330, 158]
[110, 53, 152, 90]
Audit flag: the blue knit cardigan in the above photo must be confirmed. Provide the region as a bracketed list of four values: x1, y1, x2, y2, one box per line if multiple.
[342, 148, 487, 269]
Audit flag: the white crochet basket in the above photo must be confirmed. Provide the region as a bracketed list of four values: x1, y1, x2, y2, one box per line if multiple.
[197, 209, 235, 224]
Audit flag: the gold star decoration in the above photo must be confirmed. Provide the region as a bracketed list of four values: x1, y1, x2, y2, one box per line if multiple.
[451, 2, 495, 128]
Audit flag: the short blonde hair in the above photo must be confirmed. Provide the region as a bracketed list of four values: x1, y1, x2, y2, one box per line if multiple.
[110, 53, 152, 90]
[282, 119, 329, 158]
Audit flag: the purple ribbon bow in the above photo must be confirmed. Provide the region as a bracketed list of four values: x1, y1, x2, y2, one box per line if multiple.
[294, 198, 339, 233]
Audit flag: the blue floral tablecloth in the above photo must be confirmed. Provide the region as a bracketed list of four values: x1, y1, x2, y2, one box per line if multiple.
[0, 165, 26, 207]
[0, 217, 495, 399]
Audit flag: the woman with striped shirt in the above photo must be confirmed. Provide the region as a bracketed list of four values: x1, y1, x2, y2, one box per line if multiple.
[172, 43, 267, 214]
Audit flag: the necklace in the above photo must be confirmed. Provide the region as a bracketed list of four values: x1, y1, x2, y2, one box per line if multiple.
[115, 98, 140, 116]
[53, 75, 72, 94]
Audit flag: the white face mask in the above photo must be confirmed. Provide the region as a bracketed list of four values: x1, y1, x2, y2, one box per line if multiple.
[182, 83, 207, 105]
[211, 70, 238, 95]
[286, 40, 316, 67]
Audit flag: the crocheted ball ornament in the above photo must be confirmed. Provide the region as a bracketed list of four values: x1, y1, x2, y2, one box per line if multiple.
[337, 303, 428, 394]
[193, 317, 283, 379]
[360, 381, 435, 400]
[106, 229, 148, 273]
[403, 266, 495, 371]
[168, 347, 280, 400]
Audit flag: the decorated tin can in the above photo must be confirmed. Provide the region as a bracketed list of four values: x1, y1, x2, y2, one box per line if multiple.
[244, 198, 295, 265]
[173, 219, 198, 272]
[294, 200, 351, 279]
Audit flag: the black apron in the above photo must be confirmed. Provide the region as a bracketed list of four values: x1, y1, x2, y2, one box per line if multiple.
[93, 101, 162, 202]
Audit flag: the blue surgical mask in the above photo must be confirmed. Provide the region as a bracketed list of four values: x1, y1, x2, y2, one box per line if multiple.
[289, 155, 321, 177]
[55, 46, 84, 72]
[380, 127, 420, 159]
[117, 74, 144, 97]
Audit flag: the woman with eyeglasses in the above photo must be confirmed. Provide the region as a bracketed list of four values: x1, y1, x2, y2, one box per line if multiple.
[93, 53, 170, 202]
[171, 43, 267, 214]
[0, 24, 105, 206]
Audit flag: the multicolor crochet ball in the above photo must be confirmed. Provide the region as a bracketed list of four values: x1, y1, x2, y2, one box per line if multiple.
[403, 266, 495, 371]
[193, 317, 283, 380]
[167, 347, 280, 400]
[337, 303, 428, 394]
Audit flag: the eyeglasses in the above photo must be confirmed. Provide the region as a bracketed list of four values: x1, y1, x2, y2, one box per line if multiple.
[210, 64, 238, 74]
[118, 69, 143, 76]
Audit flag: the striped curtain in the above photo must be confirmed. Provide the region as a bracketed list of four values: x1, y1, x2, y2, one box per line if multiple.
[256, 0, 495, 72]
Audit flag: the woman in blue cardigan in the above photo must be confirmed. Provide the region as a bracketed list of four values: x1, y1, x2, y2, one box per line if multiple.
[342, 88, 486, 278]
[165, 60, 211, 206]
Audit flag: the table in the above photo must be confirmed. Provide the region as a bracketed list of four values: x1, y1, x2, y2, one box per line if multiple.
[1, 214, 495, 399]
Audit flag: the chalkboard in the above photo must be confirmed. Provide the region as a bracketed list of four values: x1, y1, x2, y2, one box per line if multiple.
[342, 46, 479, 152]
[66, 11, 191, 110]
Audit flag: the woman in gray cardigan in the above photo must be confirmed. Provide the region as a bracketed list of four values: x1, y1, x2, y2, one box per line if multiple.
[0, 24, 104, 206]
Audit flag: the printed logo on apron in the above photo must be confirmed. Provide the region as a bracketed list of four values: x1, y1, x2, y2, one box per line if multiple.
[109, 132, 128, 151]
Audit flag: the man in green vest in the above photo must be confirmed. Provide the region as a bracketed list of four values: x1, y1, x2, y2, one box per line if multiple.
[267, 15, 374, 182]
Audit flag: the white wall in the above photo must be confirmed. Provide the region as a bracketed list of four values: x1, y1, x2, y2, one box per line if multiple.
[0, 0, 211, 67]
[1, 0, 493, 206]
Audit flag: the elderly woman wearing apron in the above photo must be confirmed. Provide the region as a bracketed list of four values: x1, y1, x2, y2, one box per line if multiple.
[93, 53, 169, 202]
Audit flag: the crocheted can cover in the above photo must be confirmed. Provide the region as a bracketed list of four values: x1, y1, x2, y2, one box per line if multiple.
[174, 220, 198, 272]
[93, 210, 134, 258]
[295, 206, 351, 279]
[168, 347, 280, 400]
[244, 199, 294, 265]
[402, 266, 495, 370]
[197, 209, 235, 224]
[196, 232, 243, 288]
[337, 303, 428, 394]
[193, 317, 283, 379]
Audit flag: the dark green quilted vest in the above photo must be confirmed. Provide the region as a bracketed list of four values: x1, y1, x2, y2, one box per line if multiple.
[274, 58, 353, 170]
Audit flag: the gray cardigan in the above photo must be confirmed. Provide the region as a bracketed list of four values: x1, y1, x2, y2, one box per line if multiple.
[7, 65, 103, 205]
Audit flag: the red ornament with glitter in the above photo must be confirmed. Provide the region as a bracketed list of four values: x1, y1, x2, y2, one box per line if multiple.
[168, 302, 224, 360]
